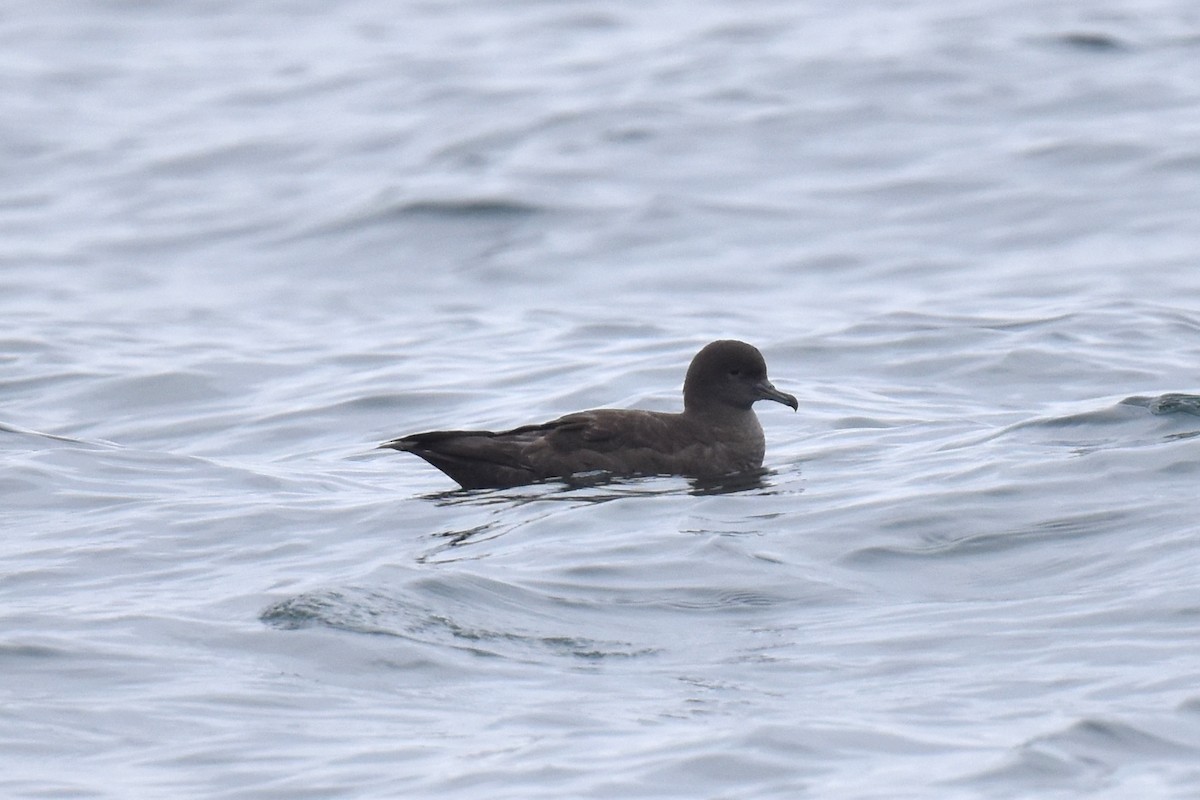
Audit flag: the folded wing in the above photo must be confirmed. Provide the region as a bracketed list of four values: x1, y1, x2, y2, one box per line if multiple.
[382, 410, 687, 489]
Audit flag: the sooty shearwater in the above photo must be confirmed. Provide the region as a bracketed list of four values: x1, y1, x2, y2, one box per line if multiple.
[380, 339, 798, 489]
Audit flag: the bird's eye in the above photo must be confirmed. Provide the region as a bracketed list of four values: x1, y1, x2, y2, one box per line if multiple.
[729, 369, 742, 377]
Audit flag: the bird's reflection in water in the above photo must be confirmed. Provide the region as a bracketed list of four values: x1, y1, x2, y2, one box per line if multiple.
[423, 467, 788, 507]
[688, 468, 776, 496]
[415, 467, 800, 562]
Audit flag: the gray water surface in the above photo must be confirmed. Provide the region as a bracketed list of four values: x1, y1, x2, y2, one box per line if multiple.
[4, 1, 1200, 798]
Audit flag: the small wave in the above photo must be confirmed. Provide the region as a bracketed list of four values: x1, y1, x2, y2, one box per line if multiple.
[260, 584, 654, 661]
[844, 510, 1128, 566]
[0, 420, 118, 450]
[948, 393, 1200, 455]
[1122, 393, 1200, 416]
[962, 716, 1199, 790]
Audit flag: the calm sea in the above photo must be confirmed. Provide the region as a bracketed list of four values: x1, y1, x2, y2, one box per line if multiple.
[4, 1, 1200, 797]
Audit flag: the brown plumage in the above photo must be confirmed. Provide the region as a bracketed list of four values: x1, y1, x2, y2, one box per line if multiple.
[380, 340, 798, 489]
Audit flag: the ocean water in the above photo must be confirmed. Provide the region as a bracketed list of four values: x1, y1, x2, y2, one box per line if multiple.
[4, 1, 1200, 798]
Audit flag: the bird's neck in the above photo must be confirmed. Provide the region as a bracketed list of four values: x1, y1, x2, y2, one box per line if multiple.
[682, 402, 760, 429]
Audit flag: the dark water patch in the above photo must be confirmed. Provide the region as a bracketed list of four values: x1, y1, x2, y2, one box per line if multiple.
[0, 336, 49, 356]
[1150, 151, 1200, 175]
[339, 196, 543, 233]
[1052, 32, 1128, 52]
[336, 391, 447, 413]
[277, 194, 545, 247]
[0, 642, 71, 661]
[396, 198, 544, 219]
